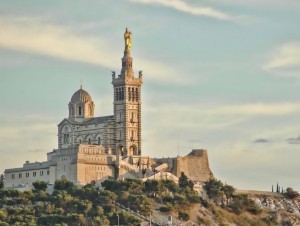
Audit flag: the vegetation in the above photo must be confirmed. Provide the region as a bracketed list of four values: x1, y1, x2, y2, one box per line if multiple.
[204, 178, 235, 205]
[0, 176, 298, 225]
[285, 187, 299, 199]
[0, 174, 4, 190]
[0, 179, 141, 225]
[204, 179, 262, 215]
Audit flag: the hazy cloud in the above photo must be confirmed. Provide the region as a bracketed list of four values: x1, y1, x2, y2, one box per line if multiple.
[287, 136, 300, 144]
[129, 0, 240, 21]
[0, 16, 183, 83]
[253, 138, 270, 143]
[264, 42, 300, 76]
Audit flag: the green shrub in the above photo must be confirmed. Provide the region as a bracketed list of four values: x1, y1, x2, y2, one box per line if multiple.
[159, 205, 173, 212]
[178, 210, 190, 221]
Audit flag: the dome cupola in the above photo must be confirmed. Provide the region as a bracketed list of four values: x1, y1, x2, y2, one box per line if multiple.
[68, 86, 95, 121]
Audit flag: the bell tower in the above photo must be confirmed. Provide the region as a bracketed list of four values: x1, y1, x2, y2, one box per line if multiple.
[112, 28, 143, 158]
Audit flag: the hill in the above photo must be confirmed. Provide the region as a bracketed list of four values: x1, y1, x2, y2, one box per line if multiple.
[0, 177, 300, 225]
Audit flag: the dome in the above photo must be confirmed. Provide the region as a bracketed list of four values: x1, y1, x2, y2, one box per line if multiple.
[70, 87, 93, 103]
[68, 86, 95, 120]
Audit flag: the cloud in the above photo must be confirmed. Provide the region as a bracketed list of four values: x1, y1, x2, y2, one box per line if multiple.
[253, 138, 270, 143]
[287, 136, 300, 144]
[129, 0, 240, 21]
[264, 42, 300, 76]
[0, 16, 183, 83]
[205, 102, 300, 116]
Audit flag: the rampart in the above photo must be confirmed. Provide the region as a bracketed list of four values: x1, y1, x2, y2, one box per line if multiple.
[155, 149, 214, 182]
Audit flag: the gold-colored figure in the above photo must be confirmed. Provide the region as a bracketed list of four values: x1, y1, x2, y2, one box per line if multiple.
[124, 28, 132, 51]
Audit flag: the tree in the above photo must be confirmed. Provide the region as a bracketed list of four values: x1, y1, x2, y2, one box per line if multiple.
[204, 179, 235, 205]
[54, 179, 74, 190]
[204, 179, 224, 202]
[32, 180, 48, 191]
[285, 187, 299, 199]
[0, 174, 4, 189]
[144, 180, 159, 196]
[161, 179, 178, 193]
[179, 172, 193, 189]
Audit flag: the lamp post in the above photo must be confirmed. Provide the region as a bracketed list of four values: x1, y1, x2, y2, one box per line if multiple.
[117, 214, 119, 226]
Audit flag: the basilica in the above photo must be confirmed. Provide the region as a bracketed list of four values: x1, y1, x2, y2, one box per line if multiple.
[4, 29, 213, 189]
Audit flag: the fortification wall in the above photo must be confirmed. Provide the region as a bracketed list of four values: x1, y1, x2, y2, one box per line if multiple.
[176, 149, 214, 182]
[155, 149, 214, 183]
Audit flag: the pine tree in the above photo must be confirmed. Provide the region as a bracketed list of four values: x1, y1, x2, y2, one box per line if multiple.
[272, 185, 274, 193]
[276, 183, 279, 193]
[0, 174, 4, 189]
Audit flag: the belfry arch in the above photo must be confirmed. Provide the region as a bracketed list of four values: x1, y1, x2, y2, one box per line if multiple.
[118, 145, 125, 156]
[129, 145, 138, 156]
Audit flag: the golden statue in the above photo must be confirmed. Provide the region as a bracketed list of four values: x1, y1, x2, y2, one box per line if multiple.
[124, 28, 132, 51]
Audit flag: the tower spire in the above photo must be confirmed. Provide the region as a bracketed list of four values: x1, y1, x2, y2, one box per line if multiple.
[121, 28, 134, 78]
[112, 28, 143, 159]
[124, 28, 132, 54]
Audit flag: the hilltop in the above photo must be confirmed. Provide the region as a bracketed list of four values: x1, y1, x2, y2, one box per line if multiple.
[0, 176, 300, 225]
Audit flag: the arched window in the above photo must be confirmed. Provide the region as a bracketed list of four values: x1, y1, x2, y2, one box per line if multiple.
[116, 88, 119, 101]
[78, 106, 82, 115]
[63, 127, 70, 144]
[132, 87, 135, 101]
[88, 138, 91, 144]
[136, 88, 139, 101]
[128, 87, 131, 101]
[121, 87, 124, 100]
[98, 137, 101, 145]
[131, 112, 134, 123]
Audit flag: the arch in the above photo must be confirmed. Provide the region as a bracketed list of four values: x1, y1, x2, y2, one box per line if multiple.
[135, 88, 139, 101]
[131, 87, 135, 101]
[117, 145, 125, 156]
[96, 134, 103, 146]
[128, 87, 131, 101]
[116, 88, 119, 101]
[76, 135, 84, 144]
[121, 87, 124, 100]
[78, 105, 82, 115]
[86, 135, 94, 144]
[61, 125, 71, 144]
[129, 145, 138, 156]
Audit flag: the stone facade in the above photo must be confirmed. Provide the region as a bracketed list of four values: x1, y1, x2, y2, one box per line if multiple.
[155, 149, 214, 182]
[4, 29, 214, 190]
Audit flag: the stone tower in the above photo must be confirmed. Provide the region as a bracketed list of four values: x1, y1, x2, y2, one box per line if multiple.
[112, 28, 143, 157]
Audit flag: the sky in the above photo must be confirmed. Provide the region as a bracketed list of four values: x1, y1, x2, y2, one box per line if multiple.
[1, 0, 300, 191]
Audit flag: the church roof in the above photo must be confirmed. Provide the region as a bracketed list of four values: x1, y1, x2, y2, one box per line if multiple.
[70, 87, 93, 103]
[58, 115, 114, 126]
[4, 161, 51, 173]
